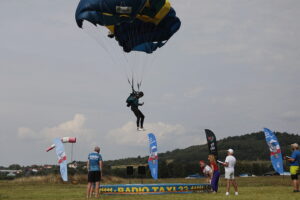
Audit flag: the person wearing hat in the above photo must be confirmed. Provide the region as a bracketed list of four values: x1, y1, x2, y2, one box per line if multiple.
[286, 143, 300, 192]
[86, 146, 103, 198]
[221, 149, 238, 196]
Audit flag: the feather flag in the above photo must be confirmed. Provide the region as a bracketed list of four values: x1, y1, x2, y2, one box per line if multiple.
[148, 133, 158, 180]
[205, 129, 218, 159]
[263, 128, 284, 174]
[53, 138, 68, 181]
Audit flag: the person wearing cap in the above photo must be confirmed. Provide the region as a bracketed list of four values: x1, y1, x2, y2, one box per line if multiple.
[199, 160, 213, 184]
[286, 143, 300, 192]
[222, 149, 238, 196]
[86, 146, 103, 198]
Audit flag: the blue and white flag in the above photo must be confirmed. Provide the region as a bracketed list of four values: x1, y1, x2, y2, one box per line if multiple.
[263, 128, 284, 174]
[53, 138, 68, 181]
[148, 133, 158, 180]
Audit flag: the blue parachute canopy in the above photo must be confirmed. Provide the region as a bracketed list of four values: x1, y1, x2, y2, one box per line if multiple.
[75, 0, 181, 53]
[75, 0, 146, 27]
[114, 8, 180, 53]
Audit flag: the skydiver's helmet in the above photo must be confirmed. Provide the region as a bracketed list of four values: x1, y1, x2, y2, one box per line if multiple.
[138, 91, 144, 97]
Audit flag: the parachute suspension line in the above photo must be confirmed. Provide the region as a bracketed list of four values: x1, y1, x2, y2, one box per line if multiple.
[88, 28, 131, 84]
[91, 0, 133, 84]
[84, 25, 121, 71]
[123, 20, 141, 91]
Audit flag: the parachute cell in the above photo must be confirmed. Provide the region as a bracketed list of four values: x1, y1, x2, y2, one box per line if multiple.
[75, 0, 181, 53]
[75, 0, 147, 27]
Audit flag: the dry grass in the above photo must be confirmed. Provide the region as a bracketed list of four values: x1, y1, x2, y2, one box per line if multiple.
[11, 175, 127, 185]
[0, 176, 298, 200]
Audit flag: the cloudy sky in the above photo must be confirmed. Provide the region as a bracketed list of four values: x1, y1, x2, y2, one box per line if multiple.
[0, 0, 299, 166]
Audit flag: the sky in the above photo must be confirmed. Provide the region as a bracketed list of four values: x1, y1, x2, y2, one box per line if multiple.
[0, 0, 299, 166]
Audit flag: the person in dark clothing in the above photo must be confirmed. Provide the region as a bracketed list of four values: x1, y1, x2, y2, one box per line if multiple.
[127, 91, 145, 131]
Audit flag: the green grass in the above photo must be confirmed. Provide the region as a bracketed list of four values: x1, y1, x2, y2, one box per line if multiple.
[0, 176, 299, 200]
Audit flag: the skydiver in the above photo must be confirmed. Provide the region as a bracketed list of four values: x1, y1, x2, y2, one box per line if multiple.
[126, 91, 145, 131]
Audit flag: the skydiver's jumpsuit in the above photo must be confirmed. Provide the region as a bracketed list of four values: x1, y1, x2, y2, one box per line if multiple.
[131, 97, 145, 129]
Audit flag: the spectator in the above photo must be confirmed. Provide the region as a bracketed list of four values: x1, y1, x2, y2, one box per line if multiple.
[286, 143, 300, 192]
[222, 149, 238, 196]
[199, 160, 213, 184]
[86, 146, 103, 198]
[208, 154, 220, 193]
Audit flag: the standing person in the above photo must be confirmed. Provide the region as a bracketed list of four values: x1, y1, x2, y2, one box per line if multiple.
[208, 154, 220, 193]
[222, 149, 238, 196]
[86, 146, 103, 198]
[286, 143, 300, 192]
[126, 91, 145, 131]
[199, 160, 213, 184]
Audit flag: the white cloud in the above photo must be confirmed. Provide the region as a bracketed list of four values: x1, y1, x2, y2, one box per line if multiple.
[107, 121, 185, 146]
[184, 86, 205, 98]
[17, 127, 36, 139]
[17, 114, 94, 141]
[106, 121, 201, 151]
[281, 111, 300, 122]
[211, 96, 237, 106]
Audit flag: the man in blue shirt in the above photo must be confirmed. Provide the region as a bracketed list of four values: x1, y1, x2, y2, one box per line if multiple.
[86, 146, 103, 198]
[287, 143, 300, 192]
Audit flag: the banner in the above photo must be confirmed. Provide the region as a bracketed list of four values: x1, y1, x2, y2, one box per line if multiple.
[53, 138, 68, 181]
[204, 129, 218, 158]
[100, 183, 211, 194]
[148, 133, 158, 180]
[263, 128, 284, 174]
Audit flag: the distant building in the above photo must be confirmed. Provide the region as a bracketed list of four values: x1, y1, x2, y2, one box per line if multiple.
[68, 163, 77, 169]
[0, 170, 22, 174]
[7, 172, 16, 177]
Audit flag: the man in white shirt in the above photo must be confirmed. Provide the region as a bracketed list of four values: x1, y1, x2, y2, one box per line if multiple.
[222, 149, 238, 196]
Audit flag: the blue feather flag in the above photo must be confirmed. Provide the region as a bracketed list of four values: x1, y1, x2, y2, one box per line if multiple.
[263, 128, 284, 174]
[148, 133, 158, 180]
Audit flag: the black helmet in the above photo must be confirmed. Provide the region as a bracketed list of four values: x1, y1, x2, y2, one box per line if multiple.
[139, 91, 144, 97]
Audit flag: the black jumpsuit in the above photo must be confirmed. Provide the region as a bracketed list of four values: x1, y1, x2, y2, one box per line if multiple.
[131, 97, 145, 129]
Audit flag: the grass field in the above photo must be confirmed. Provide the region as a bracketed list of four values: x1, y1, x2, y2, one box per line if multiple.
[0, 176, 299, 200]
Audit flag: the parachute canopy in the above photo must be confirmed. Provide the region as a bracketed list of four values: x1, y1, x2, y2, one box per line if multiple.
[75, 0, 181, 53]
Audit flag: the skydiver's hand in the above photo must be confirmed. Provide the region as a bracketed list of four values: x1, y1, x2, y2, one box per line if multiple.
[141, 102, 144, 106]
